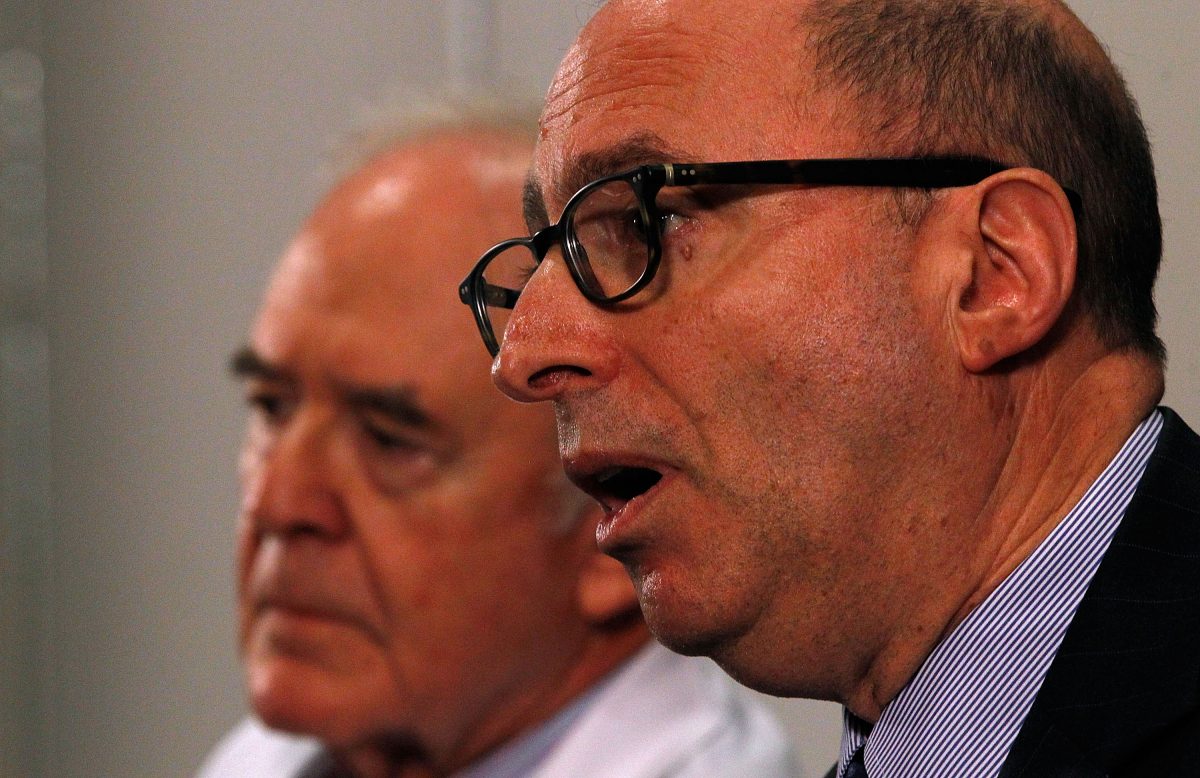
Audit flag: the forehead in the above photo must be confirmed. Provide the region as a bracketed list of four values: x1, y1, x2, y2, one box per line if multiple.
[534, 0, 852, 207]
[252, 134, 529, 413]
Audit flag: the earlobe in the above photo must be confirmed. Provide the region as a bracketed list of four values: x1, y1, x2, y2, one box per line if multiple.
[952, 171, 1078, 372]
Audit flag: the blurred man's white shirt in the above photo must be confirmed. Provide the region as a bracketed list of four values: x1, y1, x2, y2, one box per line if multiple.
[198, 643, 798, 777]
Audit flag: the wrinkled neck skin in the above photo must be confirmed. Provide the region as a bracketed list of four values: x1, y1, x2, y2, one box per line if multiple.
[328, 625, 649, 778]
[844, 342, 1164, 722]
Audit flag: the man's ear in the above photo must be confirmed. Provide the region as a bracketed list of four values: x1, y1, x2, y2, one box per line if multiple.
[573, 506, 641, 625]
[948, 169, 1078, 372]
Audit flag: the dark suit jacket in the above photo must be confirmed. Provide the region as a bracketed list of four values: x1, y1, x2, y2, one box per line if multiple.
[824, 409, 1200, 778]
[999, 407, 1200, 777]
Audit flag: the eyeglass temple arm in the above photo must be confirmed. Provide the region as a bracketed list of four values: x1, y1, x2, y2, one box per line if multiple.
[662, 158, 1081, 213]
[664, 157, 1006, 186]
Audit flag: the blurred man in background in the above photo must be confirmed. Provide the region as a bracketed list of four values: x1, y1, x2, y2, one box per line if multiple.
[197, 113, 796, 777]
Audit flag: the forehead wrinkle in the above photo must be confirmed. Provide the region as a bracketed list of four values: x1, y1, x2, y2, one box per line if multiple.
[542, 17, 716, 117]
[541, 5, 735, 137]
[539, 11, 794, 210]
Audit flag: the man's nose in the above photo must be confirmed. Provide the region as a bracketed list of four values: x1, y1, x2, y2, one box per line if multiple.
[240, 412, 347, 540]
[491, 253, 620, 403]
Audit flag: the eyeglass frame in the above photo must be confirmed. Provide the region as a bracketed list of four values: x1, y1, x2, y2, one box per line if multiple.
[459, 155, 1083, 356]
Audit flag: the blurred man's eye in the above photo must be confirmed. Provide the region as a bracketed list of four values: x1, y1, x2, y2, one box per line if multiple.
[244, 384, 292, 425]
[361, 417, 424, 453]
[358, 411, 443, 494]
[357, 408, 441, 458]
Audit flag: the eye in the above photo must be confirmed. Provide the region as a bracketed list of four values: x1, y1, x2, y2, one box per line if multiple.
[244, 384, 293, 426]
[511, 254, 540, 286]
[656, 211, 687, 238]
[653, 190, 712, 256]
[618, 208, 684, 247]
[651, 208, 696, 258]
[356, 407, 443, 461]
[363, 420, 423, 453]
[356, 410, 443, 494]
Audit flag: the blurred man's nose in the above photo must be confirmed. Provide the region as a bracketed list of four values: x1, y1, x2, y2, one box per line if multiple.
[491, 254, 621, 403]
[241, 412, 347, 540]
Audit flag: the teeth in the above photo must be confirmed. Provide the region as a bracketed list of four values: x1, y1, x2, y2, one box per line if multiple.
[596, 466, 662, 501]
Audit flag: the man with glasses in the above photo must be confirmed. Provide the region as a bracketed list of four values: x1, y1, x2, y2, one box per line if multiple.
[198, 117, 796, 777]
[461, 0, 1200, 775]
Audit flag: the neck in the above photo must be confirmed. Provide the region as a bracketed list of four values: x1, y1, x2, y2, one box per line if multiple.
[845, 343, 1163, 722]
[954, 347, 1163, 625]
[331, 624, 650, 778]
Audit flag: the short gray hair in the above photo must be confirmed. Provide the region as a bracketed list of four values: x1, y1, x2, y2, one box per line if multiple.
[323, 90, 541, 185]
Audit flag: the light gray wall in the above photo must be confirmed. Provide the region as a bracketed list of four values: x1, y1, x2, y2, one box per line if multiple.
[5, 1, 1195, 776]
[0, 0, 48, 775]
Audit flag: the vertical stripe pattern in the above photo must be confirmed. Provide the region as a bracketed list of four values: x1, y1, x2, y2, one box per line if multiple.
[837, 411, 1164, 777]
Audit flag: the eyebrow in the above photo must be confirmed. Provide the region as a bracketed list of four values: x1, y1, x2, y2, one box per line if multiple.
[526, 131, 694, 228]
[342, 386, 434, 430]
[230, 346, 436, 431]
[567, 132, 691, 194]
[523, 173, 550, 232]
[230, 346, 289, 381]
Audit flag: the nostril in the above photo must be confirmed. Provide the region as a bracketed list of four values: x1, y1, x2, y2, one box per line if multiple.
[528, 364, 593, 392]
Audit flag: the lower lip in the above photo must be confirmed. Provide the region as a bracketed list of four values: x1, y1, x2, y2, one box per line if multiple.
[595, 474, 669, 554]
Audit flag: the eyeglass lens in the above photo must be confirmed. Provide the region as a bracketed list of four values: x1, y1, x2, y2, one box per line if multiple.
[567, 177, 655, 298]
[482, 176, 656, 350]
[480, 242, 538, 351]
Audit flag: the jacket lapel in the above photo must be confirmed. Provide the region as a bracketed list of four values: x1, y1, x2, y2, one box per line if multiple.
[1001, 408, 1200, 776]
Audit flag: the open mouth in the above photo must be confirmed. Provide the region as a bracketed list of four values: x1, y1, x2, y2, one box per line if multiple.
[586, 466, 663, 511]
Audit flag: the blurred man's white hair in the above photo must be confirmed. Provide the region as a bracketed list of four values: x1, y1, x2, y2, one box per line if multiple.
[324, 90, 541, 185]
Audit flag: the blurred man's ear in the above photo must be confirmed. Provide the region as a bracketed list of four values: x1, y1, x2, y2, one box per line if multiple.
[942, 169, 1078, 372]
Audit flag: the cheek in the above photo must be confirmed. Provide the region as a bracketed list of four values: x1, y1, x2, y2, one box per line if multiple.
[235, 447, 267, 647]
[361, 519, 576, 714]
[234, 521, 259, 653]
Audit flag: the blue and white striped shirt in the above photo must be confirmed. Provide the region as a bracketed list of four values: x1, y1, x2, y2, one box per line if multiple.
[836, 410, 1164, 778]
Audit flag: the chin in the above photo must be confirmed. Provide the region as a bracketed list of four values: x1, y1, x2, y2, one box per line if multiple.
[636, 585, 735, 660]
[705, 628, 840, 700]
[246, 657, 371, 745]
[707, 651, 804, 697]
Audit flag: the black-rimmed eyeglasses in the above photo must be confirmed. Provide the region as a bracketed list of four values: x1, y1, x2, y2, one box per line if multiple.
[459, 156, 1082, 356]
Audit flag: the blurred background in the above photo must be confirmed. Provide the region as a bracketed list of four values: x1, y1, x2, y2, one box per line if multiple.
[0, 1, 1195, 776]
